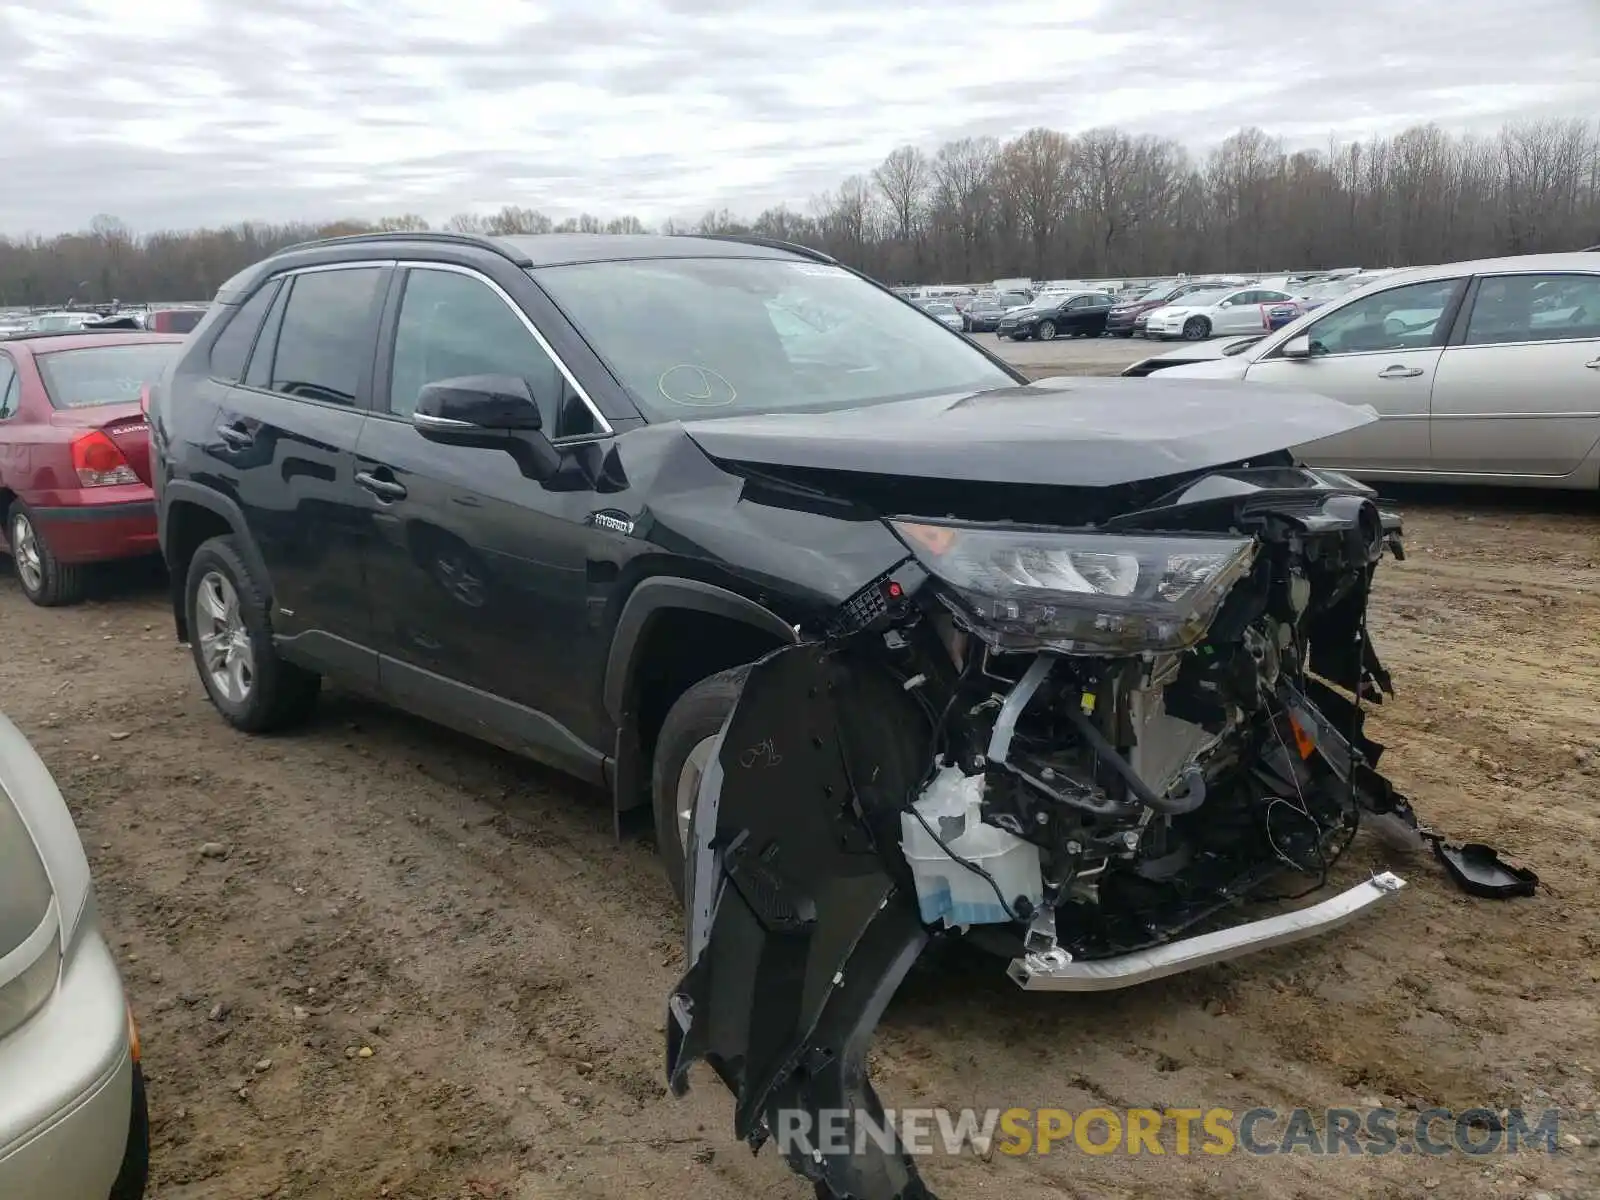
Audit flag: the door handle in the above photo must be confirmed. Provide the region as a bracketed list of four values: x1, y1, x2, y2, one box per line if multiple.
[1377, 365, 1424, 379]
[355, 470, 407, 501]
[216, 421, 254, 447]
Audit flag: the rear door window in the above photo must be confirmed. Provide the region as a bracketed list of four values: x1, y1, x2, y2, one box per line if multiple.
[0, 354, 17, 419]
[1463, 274, 1600, 346]
[259, 267, 385, 405]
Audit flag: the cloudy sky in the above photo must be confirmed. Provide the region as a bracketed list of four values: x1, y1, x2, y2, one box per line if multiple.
[2, 0, 1596, 234]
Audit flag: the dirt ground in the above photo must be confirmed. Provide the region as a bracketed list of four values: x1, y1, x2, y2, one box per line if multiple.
[6, 345, 1598, 1199]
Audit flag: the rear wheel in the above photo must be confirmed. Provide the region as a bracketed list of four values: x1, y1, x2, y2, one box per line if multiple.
[651, 666, 749, 904]
[1182, 316, 1211, 341]
[8, 503, 86, 607]
[1037, 320, 1058, 341]
[185, 535, 320, 732]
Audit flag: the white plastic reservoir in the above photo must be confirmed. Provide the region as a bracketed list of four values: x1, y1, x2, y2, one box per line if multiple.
[900, 765, 1043, 928]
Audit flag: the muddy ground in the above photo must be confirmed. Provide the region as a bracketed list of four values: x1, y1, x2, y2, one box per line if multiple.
[5, 350, 1598, 1199]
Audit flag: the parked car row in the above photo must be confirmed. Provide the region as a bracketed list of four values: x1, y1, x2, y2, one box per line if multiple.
[0, 307, 208, 339]
[1123, 251, 1600, 489]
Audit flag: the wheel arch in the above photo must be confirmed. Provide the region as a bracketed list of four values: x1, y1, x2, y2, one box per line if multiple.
[160, 482, 269, 641]
[604, 577, 798, 834]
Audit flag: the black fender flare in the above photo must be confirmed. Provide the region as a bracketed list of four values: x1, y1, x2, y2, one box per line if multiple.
[159, 480, 273, 635]
[603, 577, 798, 826]
[603, 577, 798, 725]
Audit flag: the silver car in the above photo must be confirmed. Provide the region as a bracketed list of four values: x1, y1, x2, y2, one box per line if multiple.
[0, 713, 147, 1199]
[1143, 253, 1600, 489]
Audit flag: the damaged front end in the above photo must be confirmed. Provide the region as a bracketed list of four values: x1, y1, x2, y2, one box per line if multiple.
[667, 465, 1420, 1199]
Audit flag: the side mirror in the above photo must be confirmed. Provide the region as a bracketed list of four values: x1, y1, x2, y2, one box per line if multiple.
[413, 375, 560, 480]
[1280, 334, 1312, 359]
[1219, 300, 1234, 309]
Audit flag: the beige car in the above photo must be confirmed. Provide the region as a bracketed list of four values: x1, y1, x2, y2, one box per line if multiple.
[1145, 253, 1600, 489]
[1, 712, 147, 1199]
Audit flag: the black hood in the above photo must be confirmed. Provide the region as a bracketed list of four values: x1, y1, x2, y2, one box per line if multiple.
[682, 377, 1373, 488]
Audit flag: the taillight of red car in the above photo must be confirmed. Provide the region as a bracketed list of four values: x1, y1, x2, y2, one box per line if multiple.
[71, 429, 140, 487]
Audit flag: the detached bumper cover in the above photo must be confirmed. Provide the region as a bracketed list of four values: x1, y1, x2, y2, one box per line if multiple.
[1008, 871, 1407, 991]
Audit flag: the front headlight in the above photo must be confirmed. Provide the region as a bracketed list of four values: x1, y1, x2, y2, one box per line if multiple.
[891, 521, 1256, 653]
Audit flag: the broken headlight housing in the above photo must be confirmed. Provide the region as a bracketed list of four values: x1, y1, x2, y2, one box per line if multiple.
[891, 520, 1256, 654]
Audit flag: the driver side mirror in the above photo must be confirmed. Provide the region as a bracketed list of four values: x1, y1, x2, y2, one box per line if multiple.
[413, 374, 560, 480]
[1280, 334, 1312, 359]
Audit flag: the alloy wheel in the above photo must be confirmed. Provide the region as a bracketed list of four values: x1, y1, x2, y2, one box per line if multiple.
[11, 513, 42, 594]
[675, 735, 717, 853]
[196, 570, 254, 704]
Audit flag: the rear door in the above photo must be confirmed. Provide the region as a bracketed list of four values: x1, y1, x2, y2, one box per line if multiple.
[1241, 276, 1467, 472]
[218, 262, 388, 681]
[1427, 271, 1600, 478]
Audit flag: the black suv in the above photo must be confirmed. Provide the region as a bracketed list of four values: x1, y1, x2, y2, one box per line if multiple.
[150, 231, 1416, 1199]
[148, 231, 1030, 891]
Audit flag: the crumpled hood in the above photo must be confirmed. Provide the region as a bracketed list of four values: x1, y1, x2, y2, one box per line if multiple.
[681, 377, 1374, 488]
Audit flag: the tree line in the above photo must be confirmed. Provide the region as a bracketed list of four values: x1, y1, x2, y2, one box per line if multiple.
[3, 118, 1597, 306]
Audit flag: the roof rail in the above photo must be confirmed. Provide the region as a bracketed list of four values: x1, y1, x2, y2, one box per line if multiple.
[696, 234, 838, 265]
[276, 230, 526, 263]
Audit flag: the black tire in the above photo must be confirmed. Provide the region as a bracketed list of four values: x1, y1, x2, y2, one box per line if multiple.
[184, 535, 320, 733]
[8, 502, 87, 606]
[1037, 320, 1058, 341]
[109, 1064, 150, 1200]
[651, 666, 749, 904]
[1182, 316, 1211, 341]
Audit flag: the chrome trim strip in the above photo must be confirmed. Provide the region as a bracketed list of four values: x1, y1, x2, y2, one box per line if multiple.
[1431, 410, 1600, 420]
[1007, 872, 1406, 991]
[393, 260, 613, 436]
[410, 411, 476, 429]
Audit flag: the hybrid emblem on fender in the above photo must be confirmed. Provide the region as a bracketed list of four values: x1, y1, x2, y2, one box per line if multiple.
[588, 510, 634, 535]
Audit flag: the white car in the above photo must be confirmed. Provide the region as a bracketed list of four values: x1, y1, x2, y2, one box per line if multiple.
[1128, 252, 1600, 489]
[1144, 286, 1301, 341]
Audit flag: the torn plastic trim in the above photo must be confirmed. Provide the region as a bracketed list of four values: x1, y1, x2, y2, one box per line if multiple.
[666, 642, 937, 1200]
[1007, 871, 1407, 991]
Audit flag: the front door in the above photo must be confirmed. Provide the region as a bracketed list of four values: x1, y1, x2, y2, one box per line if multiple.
[215, 263, 389, 683]
[1242, 276, 1467, 473]
[355, 263, 614, 779]
[1428, 271, 1600, 478]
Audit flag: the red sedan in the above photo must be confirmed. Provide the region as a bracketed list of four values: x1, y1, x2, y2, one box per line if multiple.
[0, 331, 184, 605]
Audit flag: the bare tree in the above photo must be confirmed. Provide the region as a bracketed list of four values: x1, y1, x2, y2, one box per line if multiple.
[6, 118, 1600, 303]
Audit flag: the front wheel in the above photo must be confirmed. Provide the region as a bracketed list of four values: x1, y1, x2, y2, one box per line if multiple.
[185, 535, 320, 732]
[1182, 317, 1211, 341]
[1037, 320, 1057, 341]
[651, 666, 749, 904]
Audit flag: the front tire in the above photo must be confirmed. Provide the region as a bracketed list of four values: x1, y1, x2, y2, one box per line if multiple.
[1037, 320, 1058, 341]
[8, 503, 86, 606]
[185, 535, 320, 732]
[651, 666, 749, 904]
[1182, 316, 1211, 341]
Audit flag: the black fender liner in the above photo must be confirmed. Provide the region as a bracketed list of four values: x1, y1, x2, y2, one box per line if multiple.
[604, 576, 798, 827]
[159, 480, 273, 641]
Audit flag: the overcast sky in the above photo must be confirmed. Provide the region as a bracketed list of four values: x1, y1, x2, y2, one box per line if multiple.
[2, 0, 1596, 235]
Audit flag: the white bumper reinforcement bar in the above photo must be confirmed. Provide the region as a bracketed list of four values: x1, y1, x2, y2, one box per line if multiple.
[1007, 871, 1407, 992]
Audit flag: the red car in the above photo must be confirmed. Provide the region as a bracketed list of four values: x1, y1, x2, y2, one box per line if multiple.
[0, 332, 184, 605]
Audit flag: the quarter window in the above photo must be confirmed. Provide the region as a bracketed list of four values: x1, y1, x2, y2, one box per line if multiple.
[263, 268, 384, 405]
[1463, 274, 1600, 346]
[207, 280, 279, 382]
[1303, 278, 1464, 356]
[388, 268, 596, 436]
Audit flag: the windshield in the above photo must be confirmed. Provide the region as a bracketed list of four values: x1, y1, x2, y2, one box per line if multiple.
[35, 343, 179, 409]
[531, 257, 1016, 420]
